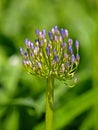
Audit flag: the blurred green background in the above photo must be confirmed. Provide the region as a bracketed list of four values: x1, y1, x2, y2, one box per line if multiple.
[0, 0, 98, 130]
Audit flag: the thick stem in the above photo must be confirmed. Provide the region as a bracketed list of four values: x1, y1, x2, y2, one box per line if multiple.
[46, 75, 54, 130]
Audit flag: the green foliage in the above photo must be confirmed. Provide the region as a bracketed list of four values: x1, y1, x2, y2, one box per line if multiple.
[0, 0, 98, 130]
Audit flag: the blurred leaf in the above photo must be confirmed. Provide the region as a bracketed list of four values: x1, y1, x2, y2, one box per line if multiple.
[1, 55, 21, 97]
[12, 98, 36, 109]
[79, 111, 94, 130]
[54, 89, 97, 129]
[0, 46, 7, 68]
[4, 110, 19, 130]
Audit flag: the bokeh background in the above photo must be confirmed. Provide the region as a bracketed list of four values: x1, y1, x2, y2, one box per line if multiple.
[0, 0, 98, 130]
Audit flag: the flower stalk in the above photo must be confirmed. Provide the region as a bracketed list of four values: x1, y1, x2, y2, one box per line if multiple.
[46, 75, 54, 130]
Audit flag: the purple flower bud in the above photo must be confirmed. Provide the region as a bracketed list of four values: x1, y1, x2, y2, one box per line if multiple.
[46, 46, 50, 56]
[58, 36, 63, 42]
[42, 29, 46, 36]
[52, 60, 55, 65]
[54, 26, 58, 30]
[54, 35, 59, 42]
[53, 48, 56, 55]
[60, 29, 68, 38]
[34, 46, 39, 55]
[71, 54, 75, 63]
[35, 30, 44, 39]
[54, 26, 59, 34]
[68, 45, 73, 54]
[76, 53, 80, 61]
[35, 29, 39, 35]
[30, 43, 34, 49]
[23, 60, 27, 66]
[39, 40, 44, 46]
[20, 48, 24, 55]
[64, 53, 68, 59]
[51, 28, 55, 34]
[26, 60, 31, 66]
[24, 52, 28, 59]
[35, 40, 39, 46]
[25, 38, 29, 44]
[68, 38, 73, 46]
[54, 55, 59, 62]
[37, 62, 42, 68]
[75, 40, 79, 51]
[31, 52, 34, 58]
[60, 29, 65, 38]
[37, 31, 43, 39]
[65, 61, 69, 68]
[65, 29, 68, 37]
[48, 32, 54, 41]
[61, 42, 66, 49]
[25, 38, 31, 48]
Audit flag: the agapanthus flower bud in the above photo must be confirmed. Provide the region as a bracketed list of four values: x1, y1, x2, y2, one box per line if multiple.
[46, 46, 50, 56]
[39, 31, 44, 39]
[35, 29, 39, 36]
[23, 60, 31, 67]
[48, 32, 54, 41]
[20, 26, 80, 86]
[54, 26, 60, 35]
[31, 52, 34, 58]
[68, 38, 73, 46]
[37, 62, 42, 69]
[65, 29, 68, 37]
[71, 54, 75, 63]
[42, 29, 46, 36]
[61, 42, 66, 49]
[54, 35, 59, 42]
[53, 48, 56, 55]
[60, 29, 68, 38]
[23, 60, 27, 66]
[30, 43, 34, 49]
[20, 48, 24, 56]
[25, 38, 31, 48]
[39, 40, 44, 47]
[24, 52, 28, 59]
[54, 26, 58, 31]
[58, 36, 63, 42]
[68, 45, 73, 54]
[66, 61, 69, 67]
[64, 53, 68, 59]
[34, 46, 39, 55]
[54, 55, 59, 62]
[76, 53, 80, 62]
[51, 26, 59, 34]
[65, 61, 70, 71]
[75, 40, 79, 52]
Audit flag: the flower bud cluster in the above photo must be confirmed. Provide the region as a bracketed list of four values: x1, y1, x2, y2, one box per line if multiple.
[20, 26, 80, 83]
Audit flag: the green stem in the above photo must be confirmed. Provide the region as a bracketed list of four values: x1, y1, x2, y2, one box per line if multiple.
[46, 75, 54, 130]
